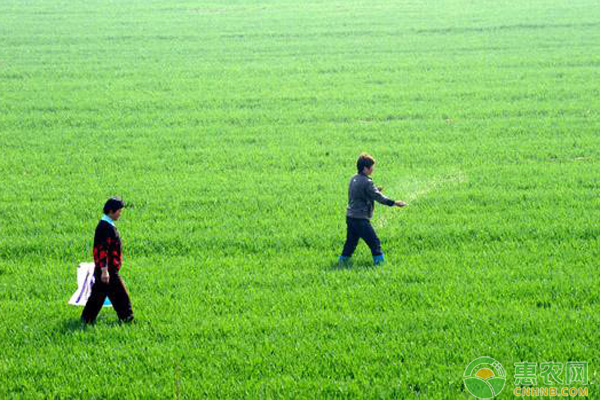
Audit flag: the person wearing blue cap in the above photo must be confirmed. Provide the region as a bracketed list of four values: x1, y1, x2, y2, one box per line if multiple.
[339, 153, 407, 266]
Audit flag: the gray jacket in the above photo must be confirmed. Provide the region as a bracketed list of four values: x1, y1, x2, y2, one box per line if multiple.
[346, 172, 395, 219]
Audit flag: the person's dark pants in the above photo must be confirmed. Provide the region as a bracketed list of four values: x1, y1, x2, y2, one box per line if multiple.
[81, 269, 134, 324]
[341, 216, 383, 257]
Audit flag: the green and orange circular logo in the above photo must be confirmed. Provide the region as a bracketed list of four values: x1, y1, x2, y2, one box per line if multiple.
[463, 356, 507, 399]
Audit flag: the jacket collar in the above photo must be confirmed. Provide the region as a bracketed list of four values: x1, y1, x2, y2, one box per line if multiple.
[101, 214, 115, 226]
[359, 171, 372, 180]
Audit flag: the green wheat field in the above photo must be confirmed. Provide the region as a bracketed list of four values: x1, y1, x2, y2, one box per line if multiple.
[0, 0, 598, 398]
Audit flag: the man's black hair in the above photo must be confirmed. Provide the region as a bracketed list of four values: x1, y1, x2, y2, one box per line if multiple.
[103, 197, 125, 215]
[357, 153, 376, 173]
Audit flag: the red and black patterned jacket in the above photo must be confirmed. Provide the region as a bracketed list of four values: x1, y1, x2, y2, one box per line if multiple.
[93, 220, 122, 273]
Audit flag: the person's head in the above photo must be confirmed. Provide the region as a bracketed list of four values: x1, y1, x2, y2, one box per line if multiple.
[103, 197, 125, 220]
[357, 153, 376, 175]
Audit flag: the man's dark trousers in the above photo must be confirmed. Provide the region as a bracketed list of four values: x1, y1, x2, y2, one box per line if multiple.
[342, 216, 383, 257]
[81, 269, 133, 323]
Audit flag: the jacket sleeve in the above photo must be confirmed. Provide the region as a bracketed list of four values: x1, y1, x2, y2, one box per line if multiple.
[93, 225, 110, 269]
[366, 179, 395, 206]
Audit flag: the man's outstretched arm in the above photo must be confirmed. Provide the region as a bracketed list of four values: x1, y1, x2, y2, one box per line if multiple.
[368, 181, 408, 207]
[366, 180, 395, 206]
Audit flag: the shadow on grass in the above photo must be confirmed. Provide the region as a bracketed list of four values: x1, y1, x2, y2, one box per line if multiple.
[57, 318, 87, 333]
[57, 316, 136, 333]
[328, 259, 377, 271]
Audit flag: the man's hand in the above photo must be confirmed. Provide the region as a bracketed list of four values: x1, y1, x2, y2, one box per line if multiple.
[395, 200, 408, 207]
[101, 267, 110, 284]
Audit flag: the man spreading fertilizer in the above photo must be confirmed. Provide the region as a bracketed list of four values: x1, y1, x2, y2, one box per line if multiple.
[81, 197, 134, 324]
[339, 153, 407, 266]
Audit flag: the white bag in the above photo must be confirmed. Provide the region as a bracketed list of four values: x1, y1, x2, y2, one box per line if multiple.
[68, 262, 112, 307]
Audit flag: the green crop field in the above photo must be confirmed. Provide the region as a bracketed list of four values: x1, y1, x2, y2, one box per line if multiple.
[0, 0, 598, 398]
